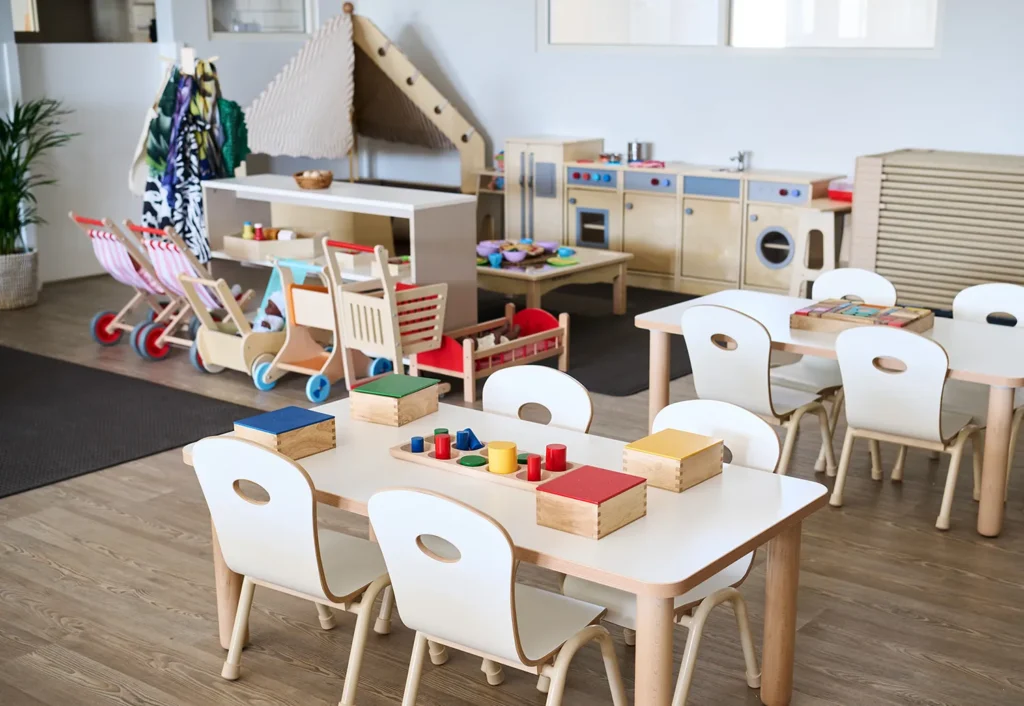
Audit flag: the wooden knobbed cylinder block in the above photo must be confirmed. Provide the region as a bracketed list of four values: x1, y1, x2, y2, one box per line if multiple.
[622, 428, 723, 492]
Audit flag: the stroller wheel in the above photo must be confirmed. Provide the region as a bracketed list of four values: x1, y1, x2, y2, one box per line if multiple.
[252, 361, 277, 391]
[306, 374, 331, 403]
[90, 311, 122, 346]
[189, 341, 206, 372]
[369, 357, 394, 376]
[130, 322, 149, 358]
[146, 309, 159, 323]
[139, 323, 171, 360]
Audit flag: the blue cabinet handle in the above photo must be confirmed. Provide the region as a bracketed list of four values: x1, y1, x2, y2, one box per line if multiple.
[568, 198, 577, 205]
[750, 214, 759, 222]
[684, 207, 693, 215]
[625, 202, 633, 210]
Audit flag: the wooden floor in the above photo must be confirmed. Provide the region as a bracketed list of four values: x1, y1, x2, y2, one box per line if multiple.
[2, 277, 1024, 706]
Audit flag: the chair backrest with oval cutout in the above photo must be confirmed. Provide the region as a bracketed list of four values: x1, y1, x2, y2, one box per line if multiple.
[681, 305, 776, 417]
[192, 437, 329, 601]
[812, 268, 897, 306]
[652, 399, 781, 472]
[482, 366, 593, 432]
[952, 282, 1024, 328]
[835, 327, 948, 442]
[368, 489, 530, 664]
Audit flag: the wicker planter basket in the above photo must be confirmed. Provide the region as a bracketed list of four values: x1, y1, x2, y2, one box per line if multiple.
[293, 170, 333, 190]
[0, 250, 39, 309]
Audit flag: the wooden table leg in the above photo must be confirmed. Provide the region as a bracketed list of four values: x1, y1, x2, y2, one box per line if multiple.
[612, 264, 627, 315]
[979, 386, 1014, 537]
[761, 522, 802, 706]
[526, 282, 542, 310]
[634, 594, 675, 706]
[212, 520, 245, 649]
[648, 330, 671, 432]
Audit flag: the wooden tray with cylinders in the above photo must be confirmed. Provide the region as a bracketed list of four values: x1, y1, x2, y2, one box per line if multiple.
[389, 434, 579, 491]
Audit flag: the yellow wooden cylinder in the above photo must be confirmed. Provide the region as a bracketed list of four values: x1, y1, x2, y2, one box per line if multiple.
[487, 441, 518, 475]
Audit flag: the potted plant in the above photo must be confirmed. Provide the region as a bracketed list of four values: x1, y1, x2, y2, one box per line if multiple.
[0, 99, 75, 309]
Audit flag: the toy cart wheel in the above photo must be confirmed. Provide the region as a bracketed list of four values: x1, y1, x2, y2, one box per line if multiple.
[188, 317, 201, 339]
[129, 322, 148, 357]
[306, 374, 331, 403]
[189, 341, 224, 373]
[252, 361, 277, 391]
[140, 323, 171, 361]
[90, 311, 122, 346]
[369, 357, 393, 376]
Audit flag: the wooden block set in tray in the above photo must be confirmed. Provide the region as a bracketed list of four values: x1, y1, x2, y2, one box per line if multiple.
[791, 299, 934, 333]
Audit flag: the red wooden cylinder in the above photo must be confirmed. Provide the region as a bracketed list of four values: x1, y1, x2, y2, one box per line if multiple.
[545, 444, 566, 472]
[435, 433, 452, 460]
[527, 454, 542, 482]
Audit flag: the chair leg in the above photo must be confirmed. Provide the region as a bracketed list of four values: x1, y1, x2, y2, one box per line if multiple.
[340, 576, 391, 706]
[375, 586, 394, 635]
[777, 416, 801, 476]
[729, 592, 761, 689]
[671, 592, 715, 706]
[221, 576, 256, 680]
[1007, 407, 1024, 500]
[869, 440, 883, 481]
[815, 389, 844, 473]
[936, 431, 970, 531]
[316, 603, 336, 630]
[829, 430, 857, 507]
[891, 445, 908, 482]
[543, 625, 627, 706]
[536, 674, 551, 693]
[623, 627, 636, 646]
[428, 641, 449, 666]
[401, 632, 428, 706]
[813, 405, 837, 475]
[973, 430, 984, 502]
[481, 659, 504, 686]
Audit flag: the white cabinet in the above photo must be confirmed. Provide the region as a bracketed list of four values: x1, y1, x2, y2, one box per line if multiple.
[505, 137, 603, 242]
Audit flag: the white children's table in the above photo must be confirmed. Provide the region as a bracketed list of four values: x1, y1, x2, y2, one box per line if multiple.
[635, 289, 1024, 539]
[476, 249, 634, 314]
[183, 400, 826, 706]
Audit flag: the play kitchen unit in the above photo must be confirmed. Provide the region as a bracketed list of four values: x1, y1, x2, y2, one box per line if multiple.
[503, 136, 849, 295]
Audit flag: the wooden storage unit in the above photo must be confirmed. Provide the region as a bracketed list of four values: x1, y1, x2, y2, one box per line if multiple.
[505, 137, 603, 243]
[682, 198, 743, 285]
[623, 192, 679, 277]
[851, 149, 1024, 309]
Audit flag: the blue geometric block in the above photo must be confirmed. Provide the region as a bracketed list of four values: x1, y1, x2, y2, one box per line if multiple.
[235, 406, 335, 435]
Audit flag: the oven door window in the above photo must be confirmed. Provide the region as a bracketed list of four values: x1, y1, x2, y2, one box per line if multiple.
[576, 207, 609, 248]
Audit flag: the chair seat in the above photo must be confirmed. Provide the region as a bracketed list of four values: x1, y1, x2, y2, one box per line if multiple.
[770, 357, 843, 394]
[515, 584, 605, 663]
[940, 409, 977, 443]
[561, 554, 753, 630]
[943, 379, 1024, 423]
[318, 530, 389, 602]
[768, 385, 822, 418]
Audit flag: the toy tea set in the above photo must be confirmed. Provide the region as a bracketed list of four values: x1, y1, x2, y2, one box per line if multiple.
[477, 239, 577, 269]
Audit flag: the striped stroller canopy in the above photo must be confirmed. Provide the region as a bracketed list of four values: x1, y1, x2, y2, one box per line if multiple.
[146, 238, 222, 311]
[88, 229, 164, 295]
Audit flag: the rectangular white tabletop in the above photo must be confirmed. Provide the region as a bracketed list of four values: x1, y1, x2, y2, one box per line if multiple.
[188, 400, 827, 598]
[204, 174, 476, 217]
[635, 289, 1024, 387]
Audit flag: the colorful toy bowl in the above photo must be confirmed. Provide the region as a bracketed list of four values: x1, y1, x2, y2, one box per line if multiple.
[557, 247, 575, 258]
[487, 252, 504, 268]
[537, 241, 560, 253]
[477, 242, 500, 257]
[503, 250, 528, 263]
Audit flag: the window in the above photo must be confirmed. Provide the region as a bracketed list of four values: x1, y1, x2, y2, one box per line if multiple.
[543, 0, 938, 50]
[731, 0, 938, 48]
[209, 0, 311, 35]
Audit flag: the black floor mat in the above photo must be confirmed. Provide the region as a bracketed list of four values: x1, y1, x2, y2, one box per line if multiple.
[477, 284, 693, 396]
[0, 346, 259, 499]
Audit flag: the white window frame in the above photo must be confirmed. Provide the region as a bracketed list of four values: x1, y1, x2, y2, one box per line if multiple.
[208, 0, 317, 40]
[536, 0, 943, 58]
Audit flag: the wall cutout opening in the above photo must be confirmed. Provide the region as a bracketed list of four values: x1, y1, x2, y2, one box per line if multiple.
[711, 333, 738, 351]
[872, 356, 907, 374]
[806, 229, 824, 270]
[416, 534, 461, 563]
[721, 445, 734, 465]
[233, 479, 270, 505]
[987, 312, 1018, 327]
[518, 402, 552, 426]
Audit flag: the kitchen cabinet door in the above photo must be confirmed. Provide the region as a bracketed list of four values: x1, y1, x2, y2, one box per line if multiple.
[682, 198, 742, 283]
[623, 193, 678, 274]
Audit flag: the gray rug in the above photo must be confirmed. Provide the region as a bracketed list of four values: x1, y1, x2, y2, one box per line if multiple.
[478, 284, 694, 397]
[0, 346, 260, 499]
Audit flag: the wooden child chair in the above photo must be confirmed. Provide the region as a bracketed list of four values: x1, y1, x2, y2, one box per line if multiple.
[192, 437, 394, 705]
[481, 366, 594, 433]
[944, 282, 1024, 499]
[367, 488, 627, 706]
[828, 327, 985, 530]
[562, 399, 770, 705]
[771, 267, 898, 473]
[681, 305, 836, 475]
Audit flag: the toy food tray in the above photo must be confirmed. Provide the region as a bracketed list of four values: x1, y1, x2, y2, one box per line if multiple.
[222, 230, 326, 261]
[389, 435, 579, 491]
[790, 299, 934, 334]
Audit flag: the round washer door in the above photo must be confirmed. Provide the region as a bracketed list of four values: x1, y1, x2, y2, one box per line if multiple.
[755, 226, 795, 270]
